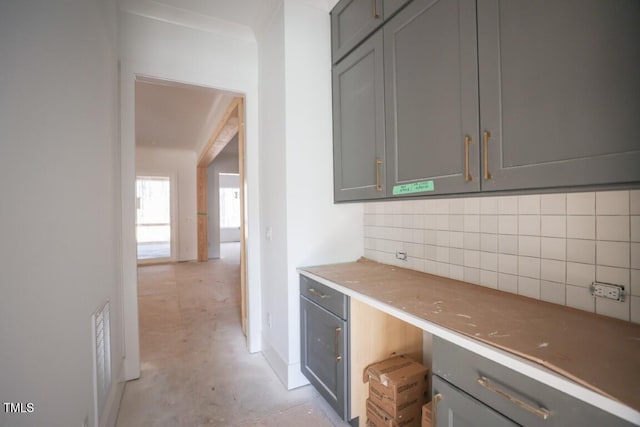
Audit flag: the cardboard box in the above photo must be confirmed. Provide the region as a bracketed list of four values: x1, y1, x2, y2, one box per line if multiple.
[367, 398, 421, 427]
[364, 355, 429, 417]
[421, 401, 432, 427]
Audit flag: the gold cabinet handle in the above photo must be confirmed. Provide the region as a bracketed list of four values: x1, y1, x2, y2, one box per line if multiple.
[308, 288, 329, 299]
[432, 393, 442, 427]
[477, 376, 551, 420]
[372, 0, 380, 19]
[375, 159, 383, 191]
[483, 130, 492, 180]
[464, 135, 472, 182]
[335, 327, 342, 361]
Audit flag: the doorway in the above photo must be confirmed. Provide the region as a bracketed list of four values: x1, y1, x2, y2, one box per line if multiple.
[136, 176, 173, 262]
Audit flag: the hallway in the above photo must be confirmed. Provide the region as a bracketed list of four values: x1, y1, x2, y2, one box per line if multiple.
[116, 243, 350, 426]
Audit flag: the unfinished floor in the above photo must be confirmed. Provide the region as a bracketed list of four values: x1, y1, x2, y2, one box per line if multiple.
[116, 243, 351, 427]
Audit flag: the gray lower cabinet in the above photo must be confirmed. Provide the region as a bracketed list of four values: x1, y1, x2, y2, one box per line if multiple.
[432, 336, 634, 427]
[384, 0, 480, 197]
[300, 276, 351, 421]
[478, 0, 640, 191]
[333, 31, 386, 201]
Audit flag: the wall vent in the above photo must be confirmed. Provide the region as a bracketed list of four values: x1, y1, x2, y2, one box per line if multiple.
[92, 300, 111, 426]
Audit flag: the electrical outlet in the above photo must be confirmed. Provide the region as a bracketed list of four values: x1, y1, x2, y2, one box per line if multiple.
[83, 415, 89, 427]
[590, 282, 625, 302]
[266, 313, 272, 328]
[396, 251, 407, 261]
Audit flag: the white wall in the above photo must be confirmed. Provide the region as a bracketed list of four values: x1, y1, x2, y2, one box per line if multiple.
[119, 9, 262, 379]
[207, 138, 240, 257]
[136, 146, 197, 261]
[258, 0, 364, 388]
[0, 1, 124, 426]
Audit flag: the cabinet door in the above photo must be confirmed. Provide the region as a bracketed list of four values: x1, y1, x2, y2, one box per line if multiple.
[433, 376, 520, 427]
[478, 0, 640, 191]
[382, 0, 412, 18]
[333, 31, 386, 202]
[331, 0, 384, 64]
[384, 0, 481, 197]
[300, 297, 348, 419]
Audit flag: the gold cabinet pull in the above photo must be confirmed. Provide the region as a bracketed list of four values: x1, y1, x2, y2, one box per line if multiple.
[464, 135, 472, 182]
[477, 376, 551, 420]
[432, 393, 442, 427]
[483, 130, 492, 180]
[372, 0, 380, 19]
[335, 327, 342, 361]
[308, 288, 329, 299]
[375, 159, 383, 191]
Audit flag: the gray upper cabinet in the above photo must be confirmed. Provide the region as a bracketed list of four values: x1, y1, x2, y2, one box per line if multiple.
[333, 31, 386, 201]
[384, 0, 480, 197]
[331, 0, 412, 64]
[477, 0, 640, 191]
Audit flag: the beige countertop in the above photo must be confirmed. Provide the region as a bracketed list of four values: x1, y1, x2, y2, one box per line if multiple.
[299, 258, 640, 422]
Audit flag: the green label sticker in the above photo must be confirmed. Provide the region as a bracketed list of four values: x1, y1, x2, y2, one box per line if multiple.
[392, 180, 435, 195]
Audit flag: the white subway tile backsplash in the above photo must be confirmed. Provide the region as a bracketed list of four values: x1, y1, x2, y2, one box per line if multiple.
[464, 198, 480, 214]
[519, 256, 540, 279]
[480, 215, 498, 233]
[450, 199, 465, 214]
[498, 196, 518, 215]
[498, 273, 518, 294]
[541, 281, 566, 305]
[631, 296, 640, 324]
[364, 190, 637, 320]
[596, 266, 629, 288]
[541, 237, 566, 261]
[464, 250, 480, 268]
[518, 277, 541, 299]
[464, 215, 480, 233]
[450, 231, 464, 248]
[449, 215, 464, 231]
[480, 252, 498, 271]
[566, 239, 595, 264]
[436, 230, 450, 247]
[567, 192, 595, 215]
[632, 243, 640, 269]
[566, 262, 595, 287]
[596, 190, 629, 215]
[597, 241, 630, 268]
[499, 254, 518, 275]
[481, 233, 498, 253]
[498, 215, 518, 235]
[631, 269, 640, 296]
[631, 216, 640, 242]
[464, 267, 480, 285]
[518, 195, 540, 215]
[596, 298, 630, 322]
[480, 197, 498, 215]
[519, 215, 541, 236]
[566, 216, 595, 239]
[498, 234, 518, 255]
[597, 216, 629, 242]
[518, 236, 540, 257]
[463, 232, 480, 250]
[541, 194, 566, 215]
[631, 190, 640, 215]
[450, 248, 464, 266]
[541, 215, 566, 238]
[566, 285, 595, 312]
[541, 259, 566, 283]
[480, 270, 498, 289]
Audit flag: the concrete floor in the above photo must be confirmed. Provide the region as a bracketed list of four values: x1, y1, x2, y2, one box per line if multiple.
[117, 243, 351, 427]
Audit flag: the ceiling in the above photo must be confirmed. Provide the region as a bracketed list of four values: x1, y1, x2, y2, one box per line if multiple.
[135, 78, 236, 152]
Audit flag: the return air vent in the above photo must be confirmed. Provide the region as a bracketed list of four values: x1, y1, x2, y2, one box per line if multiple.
[92, 300, 111, 425]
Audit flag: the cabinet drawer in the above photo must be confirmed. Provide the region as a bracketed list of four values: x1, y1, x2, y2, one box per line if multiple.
[300, 275, 348, 319]
[432, 336, 633, 427]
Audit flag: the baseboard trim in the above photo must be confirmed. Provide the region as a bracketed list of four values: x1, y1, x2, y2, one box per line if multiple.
[261, 334, 310, 390]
